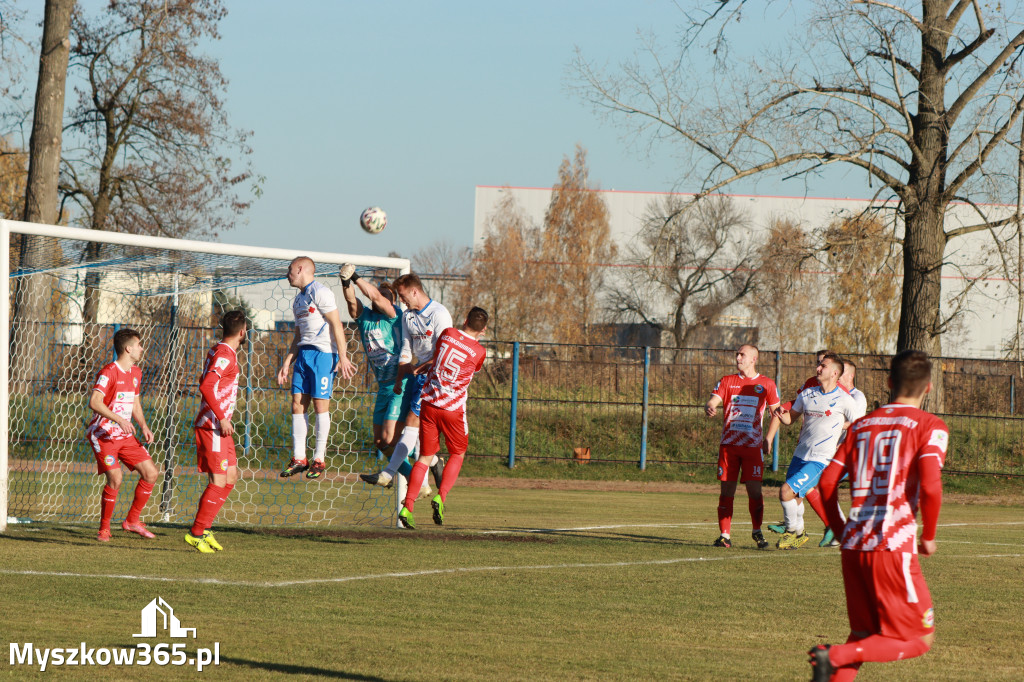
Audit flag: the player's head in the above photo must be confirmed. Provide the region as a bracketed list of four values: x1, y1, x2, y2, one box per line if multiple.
[113, 328, 143, 363]
[464, 307, 488, 336]
[393, 273, 427, 309]
[375, 281, 397, 312]
[287, 256, 315, 288]
[889, 350, 932, 399]
[816, 352, 844, 382]
[221, 309, 247, 340]
[840, 358, 857, 387]
[735, 344, 758, 372]
[815, 348, 833, 364]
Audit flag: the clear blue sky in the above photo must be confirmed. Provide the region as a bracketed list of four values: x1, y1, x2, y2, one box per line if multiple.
[27, 1, 862, 259]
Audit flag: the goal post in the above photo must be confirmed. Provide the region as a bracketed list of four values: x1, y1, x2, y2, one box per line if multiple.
[2, 219, 410, 533]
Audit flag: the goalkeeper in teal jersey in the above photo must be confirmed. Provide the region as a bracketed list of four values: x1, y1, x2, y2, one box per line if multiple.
[339, 265, 422, 490]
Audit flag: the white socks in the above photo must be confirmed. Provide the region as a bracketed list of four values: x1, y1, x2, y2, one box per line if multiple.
[313, 412, 330, 462]
[383, 426, 419, 477]
[782, 497, 801, 533]
[291, 413, 308, 461]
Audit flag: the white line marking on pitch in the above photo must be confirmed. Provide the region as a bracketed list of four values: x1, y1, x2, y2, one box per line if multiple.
[479, 520, 1024, 535]
[1, 554, 771, 588]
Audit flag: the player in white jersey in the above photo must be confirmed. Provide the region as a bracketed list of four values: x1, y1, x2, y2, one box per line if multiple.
[840, 359, 868, 423]
[772, 353, 859, 549]
[276, 256, 356, 479]
[360, 272, 452, 491]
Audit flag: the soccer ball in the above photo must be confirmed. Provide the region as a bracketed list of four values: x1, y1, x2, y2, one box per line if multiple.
[359, 206, 387, 234]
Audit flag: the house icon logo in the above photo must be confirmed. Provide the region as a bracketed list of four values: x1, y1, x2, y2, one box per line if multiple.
[132, 597, 196, 639]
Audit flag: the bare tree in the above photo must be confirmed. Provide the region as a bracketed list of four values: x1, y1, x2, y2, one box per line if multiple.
[459, 190, 547, 342]
[539, 145, 617, 346]
[60, 1, 255, 321]
[607, 194, 759, 352]
[820, 214, 902, 354]
[412, 238, 471, 313]
[574, 0, 1024, 409]
[751, 217, 820, 352]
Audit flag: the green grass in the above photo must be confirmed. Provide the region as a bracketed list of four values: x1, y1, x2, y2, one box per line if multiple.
[2, 485, 1022, 680]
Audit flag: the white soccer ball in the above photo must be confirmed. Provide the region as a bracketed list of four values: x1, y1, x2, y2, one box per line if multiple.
[360, 206, 387, 234]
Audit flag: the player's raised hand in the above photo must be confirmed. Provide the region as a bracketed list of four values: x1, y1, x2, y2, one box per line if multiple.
[339, 263, 356, 284]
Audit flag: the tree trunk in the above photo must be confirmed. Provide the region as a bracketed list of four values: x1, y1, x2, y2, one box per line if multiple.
[13, 0, 74, 393]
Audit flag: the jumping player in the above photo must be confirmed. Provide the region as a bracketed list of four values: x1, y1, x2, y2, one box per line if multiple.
[86, 328, 158, 542]
[185, 310, 247, 554]
[277, 256, 356, 479]
[808, 350, 948, 681]
[704, 344, 780, 549]
[772, 353, 858, 550]
[360, 272, 451, 491]
[339, 265, 428, 497]
[397, 307, 488, 529]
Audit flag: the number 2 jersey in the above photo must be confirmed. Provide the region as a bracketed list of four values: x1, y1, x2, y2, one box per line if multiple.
[86, 362, 142, 442]
[830, 403, 949, 553]
[711, 374, 780, 448]
[420, 328, 486, 412]
[194, 343, 240, 432]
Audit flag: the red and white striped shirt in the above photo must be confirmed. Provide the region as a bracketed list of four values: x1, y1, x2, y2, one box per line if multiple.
[420, 328, 485, 412]
[711, 373, 780, 448]
[86, 362, 142, 442]
[194, 343, 240, 431]
[830, 404, 948, 553]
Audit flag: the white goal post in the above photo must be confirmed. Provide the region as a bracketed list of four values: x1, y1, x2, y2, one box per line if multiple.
[2, 219, 410, 533]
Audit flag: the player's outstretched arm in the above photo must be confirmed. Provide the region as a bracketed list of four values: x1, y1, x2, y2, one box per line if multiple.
[356, 278, 397, 319]
[324, 309, 357, 380]
[131, 396, 154, 444]
[339, 267, 363, 320]
[88, 390, 134, 437]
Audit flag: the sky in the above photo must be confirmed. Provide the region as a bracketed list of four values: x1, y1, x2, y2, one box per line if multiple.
[19, 1, 862, 261]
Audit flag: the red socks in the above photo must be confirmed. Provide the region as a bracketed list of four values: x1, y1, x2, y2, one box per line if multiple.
[804, 487, 830, 526]
[402, 460, 431, 511]
[125, 480, 154, 523]
[438, 454, 464, 502]
[748, 495, 764, 530]
[829, 634, 931, 668]
[717, 495, 734, 536]
[190, 484, 228, 537]
[100, 485, 118, 531]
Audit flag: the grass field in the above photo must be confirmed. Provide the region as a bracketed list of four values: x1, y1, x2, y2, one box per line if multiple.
[2, 483, 1022, 681]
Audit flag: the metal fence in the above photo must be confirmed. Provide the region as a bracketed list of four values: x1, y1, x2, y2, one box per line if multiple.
[465, 342, 1024, 477]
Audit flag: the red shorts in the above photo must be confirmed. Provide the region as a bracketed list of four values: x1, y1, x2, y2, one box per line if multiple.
[717, 445, 764, 482]
[89, 436, 151, 475]
[419, 402, 468, 457]
[195, 428, 237, 474]
[841, 549, 934, 640]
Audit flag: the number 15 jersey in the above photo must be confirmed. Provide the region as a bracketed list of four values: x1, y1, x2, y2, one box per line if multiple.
[420, 328, 485, 412]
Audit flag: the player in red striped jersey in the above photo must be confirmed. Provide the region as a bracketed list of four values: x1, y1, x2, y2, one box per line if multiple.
[397, 307, 487, 529]
[86, 328, 158, 542]
[808, 350, 948, 681]
[184, 310, 247, 553]
[704, 344, 780, 549]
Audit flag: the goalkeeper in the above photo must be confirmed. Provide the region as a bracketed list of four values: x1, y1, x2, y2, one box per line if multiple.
[339, 265, 430, 498]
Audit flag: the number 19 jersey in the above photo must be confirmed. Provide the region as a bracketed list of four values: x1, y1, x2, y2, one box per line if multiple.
[830, 403, 948, 553]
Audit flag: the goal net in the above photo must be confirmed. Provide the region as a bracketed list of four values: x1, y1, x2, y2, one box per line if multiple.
[1, 220, 409, 532]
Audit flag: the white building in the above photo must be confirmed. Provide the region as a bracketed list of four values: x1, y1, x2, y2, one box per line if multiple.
[474, 185, 1019, 358]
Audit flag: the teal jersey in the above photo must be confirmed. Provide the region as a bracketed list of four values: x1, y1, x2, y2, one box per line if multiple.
[356, 307, 402, 385]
